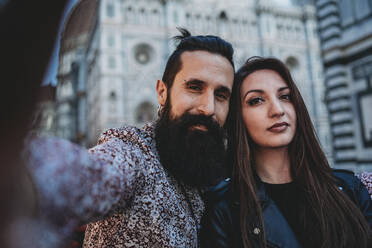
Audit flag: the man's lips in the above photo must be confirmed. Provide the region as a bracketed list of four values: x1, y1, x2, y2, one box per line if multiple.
[268, 122, 289, 132]
[189, 124, 208, 132]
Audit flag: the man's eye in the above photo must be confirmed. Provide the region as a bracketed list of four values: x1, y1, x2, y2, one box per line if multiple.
[248, 97, 263, 106]
[216, 93, 228, 101]
[188, 85, 202, 91]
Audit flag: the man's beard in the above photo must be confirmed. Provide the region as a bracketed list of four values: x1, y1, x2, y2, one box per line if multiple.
[155, 110, 227, 188]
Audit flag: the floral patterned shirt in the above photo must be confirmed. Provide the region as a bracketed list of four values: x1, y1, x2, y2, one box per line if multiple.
[82, 123, 205, 247]
[25, 122, 204, 248]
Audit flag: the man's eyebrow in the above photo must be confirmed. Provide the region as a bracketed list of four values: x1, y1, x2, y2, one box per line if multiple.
[184, 79, 231, 96]
[243, 89, 264, 99]
[184, 78, 205, 86]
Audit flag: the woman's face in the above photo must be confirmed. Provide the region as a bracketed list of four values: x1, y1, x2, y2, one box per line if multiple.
[240, 69, 297, 150]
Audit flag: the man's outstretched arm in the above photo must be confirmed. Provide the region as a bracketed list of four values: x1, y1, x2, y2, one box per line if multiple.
[19, 134, 142, 247]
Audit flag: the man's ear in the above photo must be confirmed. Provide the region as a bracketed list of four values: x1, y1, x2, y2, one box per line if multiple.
[156, 80, 167, 106]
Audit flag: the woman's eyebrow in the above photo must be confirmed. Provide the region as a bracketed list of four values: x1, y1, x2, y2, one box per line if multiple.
[278, 86, 290, 92]
[243, 89, 264, 99]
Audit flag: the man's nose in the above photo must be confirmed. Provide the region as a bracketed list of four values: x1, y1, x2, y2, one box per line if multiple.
[269, 99, 285, 118]
[196, 92, 215, 117]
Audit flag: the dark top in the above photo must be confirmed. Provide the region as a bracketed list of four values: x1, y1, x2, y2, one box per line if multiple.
[263, 182, 315, 248]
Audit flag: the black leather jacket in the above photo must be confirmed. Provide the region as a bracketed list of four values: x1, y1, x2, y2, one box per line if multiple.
[201, 170, 372, 248]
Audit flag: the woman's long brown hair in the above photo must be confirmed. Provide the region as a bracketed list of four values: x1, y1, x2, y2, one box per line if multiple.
[227, 57, 371, 248]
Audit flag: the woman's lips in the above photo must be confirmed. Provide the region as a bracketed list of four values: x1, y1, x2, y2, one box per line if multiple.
[268, 122, 288, 133]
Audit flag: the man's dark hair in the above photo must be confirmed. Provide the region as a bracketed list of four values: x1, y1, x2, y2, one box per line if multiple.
[161, 28, 234, 90]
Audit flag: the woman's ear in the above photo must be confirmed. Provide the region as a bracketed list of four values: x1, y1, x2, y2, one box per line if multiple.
[156, 80, 167, 106]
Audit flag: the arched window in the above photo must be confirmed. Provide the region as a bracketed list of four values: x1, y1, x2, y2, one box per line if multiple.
[173, 10, 179, 23]
[109, 91, 116, 100]
[106, 2, 115, 17]
[135, 102, 155, 123]
[107, 34, 115, 47]
[108, 90, 117, 113]
[108, 56, 116, 68]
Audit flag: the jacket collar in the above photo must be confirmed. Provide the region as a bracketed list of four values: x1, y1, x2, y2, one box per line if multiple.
[254, 172, 270, 207]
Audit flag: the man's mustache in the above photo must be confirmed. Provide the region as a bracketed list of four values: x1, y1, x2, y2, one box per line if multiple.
[172, 113, 220, 134]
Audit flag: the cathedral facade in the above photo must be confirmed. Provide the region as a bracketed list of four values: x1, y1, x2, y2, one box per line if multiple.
[57, 0, 331, 159]
[316, 0, 372, 171]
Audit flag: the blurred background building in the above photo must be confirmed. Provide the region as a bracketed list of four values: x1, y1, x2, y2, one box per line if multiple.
[31, 0, 335, 169]
[56, 0, 97, 146]
[316, 0, 372, 172]
[54, 0, 330, 156]
[32, 85, 57, 137]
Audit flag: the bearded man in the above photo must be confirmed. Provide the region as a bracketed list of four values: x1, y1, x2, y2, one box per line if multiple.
[78, 28, 235, 247]
[21, 28, 234, 248]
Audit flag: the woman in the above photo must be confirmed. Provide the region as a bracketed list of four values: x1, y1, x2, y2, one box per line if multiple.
[202, 57, 372, 248]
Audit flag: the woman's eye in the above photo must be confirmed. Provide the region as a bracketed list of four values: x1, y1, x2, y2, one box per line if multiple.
[248, 97, 263, 106]
[280, 94, 291, 101]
